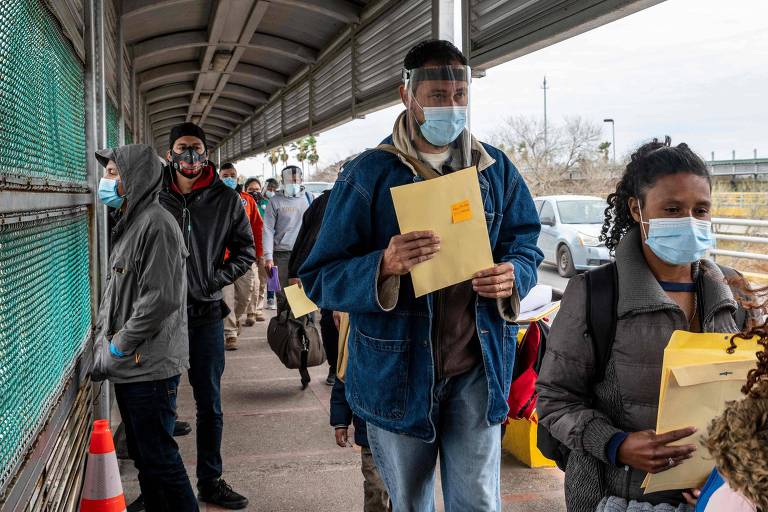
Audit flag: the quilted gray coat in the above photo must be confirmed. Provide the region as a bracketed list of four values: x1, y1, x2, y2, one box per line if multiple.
[536, 227, 740, 512]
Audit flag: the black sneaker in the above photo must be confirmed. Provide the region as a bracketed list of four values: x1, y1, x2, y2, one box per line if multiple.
[325, 368, 336, 386]
[173, 420, 192, 437]
[127, 494, 145, 512]
[198, 479, 249, 509]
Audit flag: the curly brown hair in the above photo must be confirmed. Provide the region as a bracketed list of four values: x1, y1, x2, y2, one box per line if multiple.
[705, 280, 768, 508]
[600, 136, 711, 252]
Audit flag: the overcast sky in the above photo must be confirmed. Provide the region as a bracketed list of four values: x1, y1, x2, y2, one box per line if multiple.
[235, 0, 768, 178]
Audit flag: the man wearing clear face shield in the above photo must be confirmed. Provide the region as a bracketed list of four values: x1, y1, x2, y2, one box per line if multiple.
[262, 165, 314, 290]
[300, 41, 543, 511]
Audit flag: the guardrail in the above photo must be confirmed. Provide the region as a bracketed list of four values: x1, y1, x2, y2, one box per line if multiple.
[711, 217, 768, 263]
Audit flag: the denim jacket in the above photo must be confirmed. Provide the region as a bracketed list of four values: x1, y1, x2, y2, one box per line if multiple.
[300, 135, 543, 440]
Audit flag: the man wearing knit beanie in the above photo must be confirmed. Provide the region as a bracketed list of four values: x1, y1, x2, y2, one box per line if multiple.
[158, 122, 255, 510]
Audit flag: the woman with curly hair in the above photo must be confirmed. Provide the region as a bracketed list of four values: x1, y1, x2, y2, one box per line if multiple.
[697, 284, 767, 512]
[537, 137, 747, 512]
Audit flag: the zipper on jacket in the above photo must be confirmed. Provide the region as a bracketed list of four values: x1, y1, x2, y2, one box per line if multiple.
[623, 465, 632, 499]
[433, 290, 445, 381]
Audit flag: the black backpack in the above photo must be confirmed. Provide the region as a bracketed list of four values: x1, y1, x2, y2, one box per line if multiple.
[536, 263, 618, 470]
[535, 263, 747, 471]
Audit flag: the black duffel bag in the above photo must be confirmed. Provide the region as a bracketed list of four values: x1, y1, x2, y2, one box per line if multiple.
[267, 292, 326, 379]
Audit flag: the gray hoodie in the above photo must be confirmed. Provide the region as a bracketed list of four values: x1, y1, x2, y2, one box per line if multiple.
[92, 144, 190, 384]
[262, 191, 313, 260]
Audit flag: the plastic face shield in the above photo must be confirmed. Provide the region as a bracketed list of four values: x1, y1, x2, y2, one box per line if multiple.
[280, 166, 302, 185]
[403, 65, 472, 170]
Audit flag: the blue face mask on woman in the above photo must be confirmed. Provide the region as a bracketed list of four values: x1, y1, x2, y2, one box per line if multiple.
[417, 104, 468, 147]
[98, 178, 125, 209]
[640, 209, 714, 265]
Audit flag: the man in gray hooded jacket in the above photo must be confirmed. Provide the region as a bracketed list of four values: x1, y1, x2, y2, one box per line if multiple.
[92, 144, 198, 510]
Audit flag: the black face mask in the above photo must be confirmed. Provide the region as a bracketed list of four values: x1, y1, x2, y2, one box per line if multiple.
[249, 191, 261, 202]
[170, 148, 207, 179]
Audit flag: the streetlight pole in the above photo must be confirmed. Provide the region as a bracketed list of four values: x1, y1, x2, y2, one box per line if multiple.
[603, 118, 615, 163]
[542, 76, 549, 152]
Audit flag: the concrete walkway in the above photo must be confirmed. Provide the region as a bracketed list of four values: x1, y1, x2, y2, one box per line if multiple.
[119, 313, 566, 511]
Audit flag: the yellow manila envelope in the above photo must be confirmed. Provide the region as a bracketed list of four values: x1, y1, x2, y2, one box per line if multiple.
[642, 331, 760, 494]
[390, 167, 494, 297]
[283, 284, 319, 318]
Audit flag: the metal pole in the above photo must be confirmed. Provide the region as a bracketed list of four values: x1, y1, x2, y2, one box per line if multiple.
[432, 0, 457, 44]
[603, 118, 615, 163]
[95, 0, 110, 421]
[542, 76, 548, 152]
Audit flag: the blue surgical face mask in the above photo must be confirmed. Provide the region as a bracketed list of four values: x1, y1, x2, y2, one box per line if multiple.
[640, 209, 714, 265]
[283, 183, 300, 197]
[264, 190, 275, 199]
[416, 104, 467, 147]
[98, 178, 125, 209]
[222, 177, 237, 189]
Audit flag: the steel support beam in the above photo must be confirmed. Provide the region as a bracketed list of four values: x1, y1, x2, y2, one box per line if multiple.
[133, 30, 318, 69]
[268, 0, 360, 23]
[186, 0, 232, 122]
[432, 0, 462, 50]
[145, 84, 195, 104]
[200, 1, 271, 128]
[125, 0, 360, 24]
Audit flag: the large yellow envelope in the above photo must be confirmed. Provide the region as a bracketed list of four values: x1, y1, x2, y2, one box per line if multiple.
[283, 284, 319, 318]
[642, 331, 760, 494]
[390, 167, 494, 297]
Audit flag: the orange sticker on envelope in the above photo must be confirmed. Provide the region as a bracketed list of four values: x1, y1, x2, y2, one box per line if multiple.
[451, 199, 472, 223]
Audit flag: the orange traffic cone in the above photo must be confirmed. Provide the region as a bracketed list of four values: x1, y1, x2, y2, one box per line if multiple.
[79, 419, 126, 512]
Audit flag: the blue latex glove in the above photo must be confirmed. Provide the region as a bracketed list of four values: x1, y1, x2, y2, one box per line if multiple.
[109, 342, 126, 358]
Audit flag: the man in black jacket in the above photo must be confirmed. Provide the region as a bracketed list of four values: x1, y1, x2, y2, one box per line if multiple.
[159, 123, 254, 510]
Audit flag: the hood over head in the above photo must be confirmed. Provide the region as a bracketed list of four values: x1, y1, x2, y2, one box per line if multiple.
[96, 144, 163, 241]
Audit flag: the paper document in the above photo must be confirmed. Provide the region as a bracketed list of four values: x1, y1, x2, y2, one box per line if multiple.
[283, 284, 319, 318]
[520, 285, 553, 312]
[642, 331, 760, 494]
[390, 167, 494, 297]
[516, 302, 560, 324]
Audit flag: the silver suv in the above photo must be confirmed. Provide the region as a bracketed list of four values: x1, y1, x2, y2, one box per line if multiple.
[534, 195, 613, 277]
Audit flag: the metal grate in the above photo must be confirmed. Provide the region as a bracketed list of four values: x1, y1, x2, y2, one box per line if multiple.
[0, 0, 87, 185]
[106, 99, 119, 148]
[0, 212, 92, 493]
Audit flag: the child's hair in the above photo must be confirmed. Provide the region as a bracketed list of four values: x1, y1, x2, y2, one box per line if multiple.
[600, 136, 711, 252]
[705, 280, 768, 509]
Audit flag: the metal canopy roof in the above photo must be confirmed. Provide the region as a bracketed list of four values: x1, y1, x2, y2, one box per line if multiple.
[115, 0, 667, 160]
[120, 0, 371, 152]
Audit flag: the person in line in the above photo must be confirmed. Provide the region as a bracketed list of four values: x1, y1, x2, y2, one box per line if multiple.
[93, 144, 197, 510]
[244, 177, 269, 218]
[219, 163, 264, 350]
[697, 283, 766, 512]
[300, 40, 543, 511]
[263, 165, 313, 291]
[288, 189, 338, 386]
[331, 378, 391, 512]
[536, 139, 744, 512]
[243, 177, 268, 324]
[258, 178, 280, 310]
[159, 122, 254, 509]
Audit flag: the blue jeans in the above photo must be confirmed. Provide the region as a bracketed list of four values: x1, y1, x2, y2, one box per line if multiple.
[114, 375, 198, 511]
[367, 364, 501, 512]
[188, 319, 226, 485]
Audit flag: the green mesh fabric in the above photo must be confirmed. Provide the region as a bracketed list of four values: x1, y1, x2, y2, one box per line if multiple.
[0, 0, 86, 184]
[106, 100, 119, 149]
[0, 213, 91, 491]
[125, 126, 133, 145]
